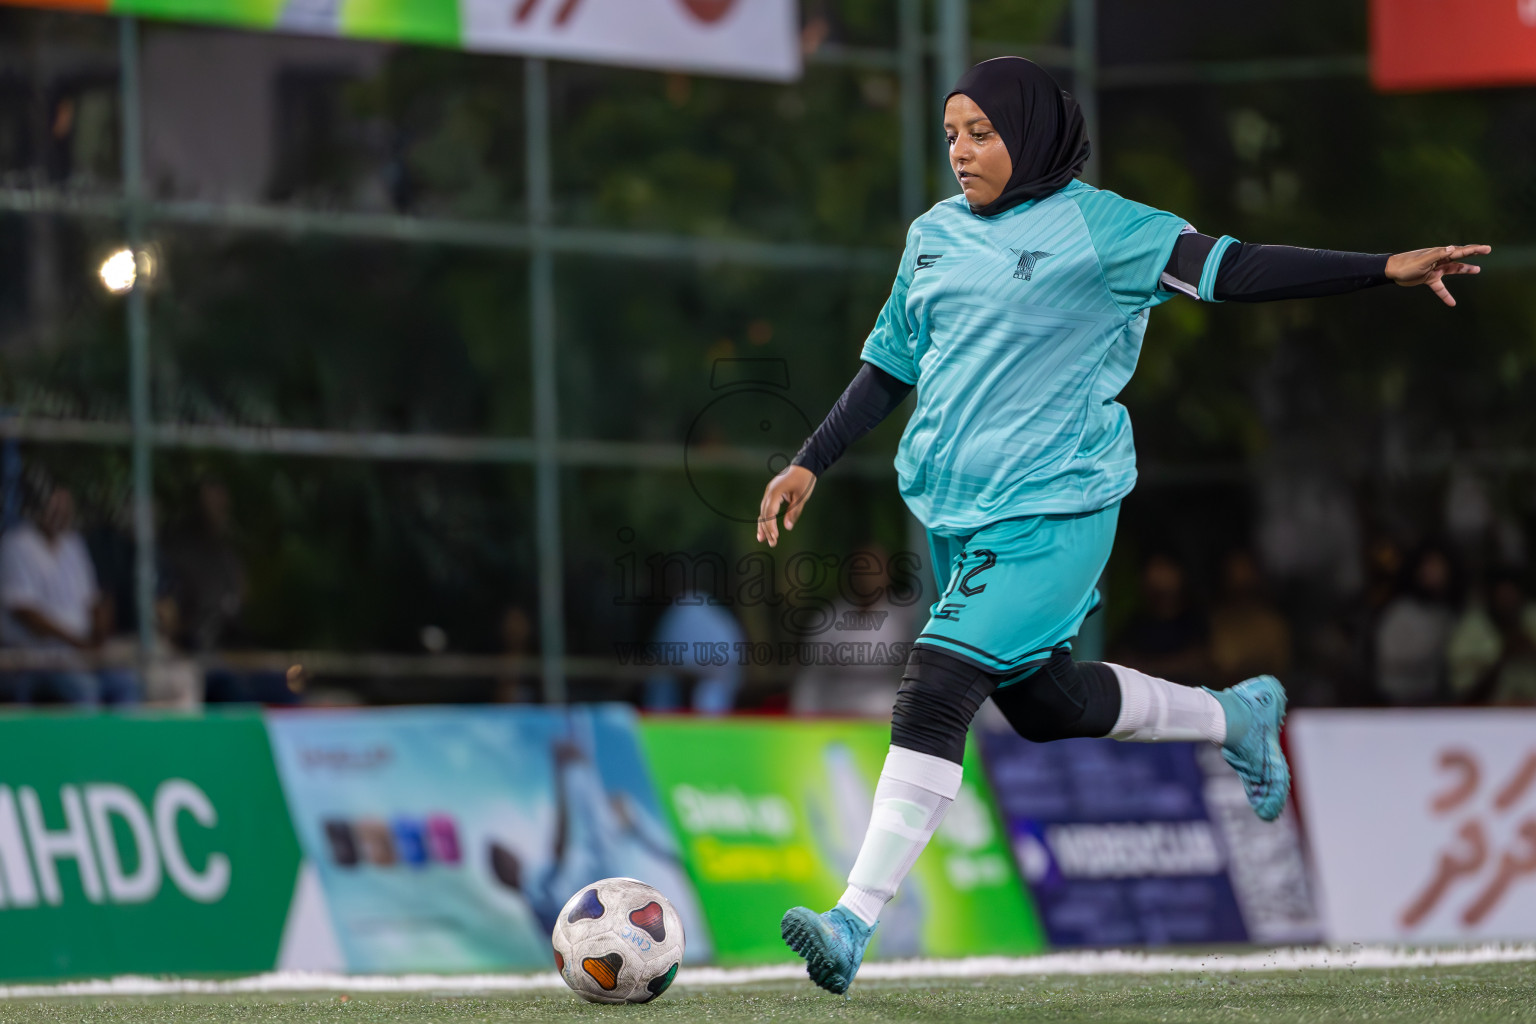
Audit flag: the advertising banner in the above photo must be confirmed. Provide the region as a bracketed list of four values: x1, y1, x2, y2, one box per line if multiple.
[1290, 709, 1536, 944]
[978, 730, 1319, 947]
[0, 713, 301, 979]
[266, 705, 710, 973]
[3, 0, 802, 82]
[1372, 0, 1536, 91]
[638, 718, 1044, 965]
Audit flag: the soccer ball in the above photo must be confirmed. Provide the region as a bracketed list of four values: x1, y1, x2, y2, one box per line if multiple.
[551, 877, 686, 1004]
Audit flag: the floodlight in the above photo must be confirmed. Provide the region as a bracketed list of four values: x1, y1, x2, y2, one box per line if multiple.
[99, 248, 137, 293]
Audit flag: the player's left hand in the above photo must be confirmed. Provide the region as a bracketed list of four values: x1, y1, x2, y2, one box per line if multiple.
[1386, 244, 1491, 307]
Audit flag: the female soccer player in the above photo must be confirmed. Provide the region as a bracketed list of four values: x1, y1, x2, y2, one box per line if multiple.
[758, 57, 1489, 994]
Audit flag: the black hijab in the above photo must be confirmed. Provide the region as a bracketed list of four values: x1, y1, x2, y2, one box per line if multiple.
[945, 57, 1092, 217]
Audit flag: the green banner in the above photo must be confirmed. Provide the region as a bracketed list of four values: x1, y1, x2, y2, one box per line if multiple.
[0, 713, 301, 979]
[638, 719, 1045, 965]
[111, 0, 461, 47]
[2, 0, 801, 82]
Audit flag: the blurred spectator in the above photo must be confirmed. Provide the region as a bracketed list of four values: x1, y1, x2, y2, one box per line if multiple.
[1448, 585, 1500, 696]
[163, 480, 247, 652]
[147, 596, 205, 706]
[1113, 553, 1210, 685]
[644, 591, 744, 715]
[791, 545, 918, 717]
[0, 485, 132, 704]
[1357, 536, 1406, 684]
[1374, 544, 1456, 704]
[165, 480, 291, 704]
[1447, 571, 1536, 705]
[494, 604, 539, 703]
[94, 595, 205, 707]
[1363, 538, 1406, 615]
[1208, 549, 1292, 686]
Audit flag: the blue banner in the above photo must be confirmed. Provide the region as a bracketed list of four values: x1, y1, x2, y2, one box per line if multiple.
[266, 705, 711, 972]
[977, 730, 1319, 947]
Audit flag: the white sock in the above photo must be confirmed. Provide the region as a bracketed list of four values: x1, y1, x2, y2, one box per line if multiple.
[837, 745, 963, 928]
[1108, 663, 1226, 744]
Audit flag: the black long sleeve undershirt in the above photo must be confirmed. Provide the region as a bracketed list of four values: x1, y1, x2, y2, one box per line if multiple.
[790, 362, 912, 476]
[1167, 232, 1391, 302]
[793, 234, 1393, 477]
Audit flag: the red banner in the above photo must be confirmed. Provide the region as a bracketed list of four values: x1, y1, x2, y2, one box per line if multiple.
[1373, 0, 1536, 91]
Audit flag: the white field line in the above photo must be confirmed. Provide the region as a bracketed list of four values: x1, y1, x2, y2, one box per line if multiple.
[1, 946, 1534, 1000]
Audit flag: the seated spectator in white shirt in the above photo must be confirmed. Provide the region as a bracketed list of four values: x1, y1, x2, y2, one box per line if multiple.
[0, 487, 110, 704]
[1375, 545, 1456, 705]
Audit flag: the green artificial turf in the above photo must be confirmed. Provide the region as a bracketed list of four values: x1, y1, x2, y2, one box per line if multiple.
[1, 965, 1533, 1024]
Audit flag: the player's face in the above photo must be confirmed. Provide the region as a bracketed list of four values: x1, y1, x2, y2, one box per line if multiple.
[944, 94, 1012, 207]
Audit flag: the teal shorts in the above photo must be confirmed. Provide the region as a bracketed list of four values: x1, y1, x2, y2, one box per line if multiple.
[915, 503, 1119, 676]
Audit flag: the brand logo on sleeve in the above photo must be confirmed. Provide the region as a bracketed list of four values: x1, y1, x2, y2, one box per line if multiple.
[1008, 248, 1054, 281]
[915, 254, 944, 272]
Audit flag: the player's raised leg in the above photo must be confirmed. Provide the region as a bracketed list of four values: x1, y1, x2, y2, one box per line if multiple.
[998, 656, 1291, 822]
[1104, 663, 1290, 820]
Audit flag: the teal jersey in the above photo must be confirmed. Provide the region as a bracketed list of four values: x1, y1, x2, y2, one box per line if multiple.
[860, 180, 1193, 533]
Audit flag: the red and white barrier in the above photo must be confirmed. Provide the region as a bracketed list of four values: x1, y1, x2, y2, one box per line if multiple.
[1290, 709, 1536, 944]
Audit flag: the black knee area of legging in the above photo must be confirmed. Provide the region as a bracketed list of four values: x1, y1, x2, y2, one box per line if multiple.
[889, 647, 998, 764]
[991, 649, 1121, 743]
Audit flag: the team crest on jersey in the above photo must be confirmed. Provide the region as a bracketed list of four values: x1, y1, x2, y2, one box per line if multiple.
[1008, 248, 1054, 281]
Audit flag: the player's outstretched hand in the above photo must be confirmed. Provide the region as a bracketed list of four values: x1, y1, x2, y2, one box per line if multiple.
[1386, 244, 1491, 307]
[757, 465, 817, 548]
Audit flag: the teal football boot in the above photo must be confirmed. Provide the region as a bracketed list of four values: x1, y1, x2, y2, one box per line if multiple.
[1205, 674, 1290, 821]
[781, 905, 874, 994]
